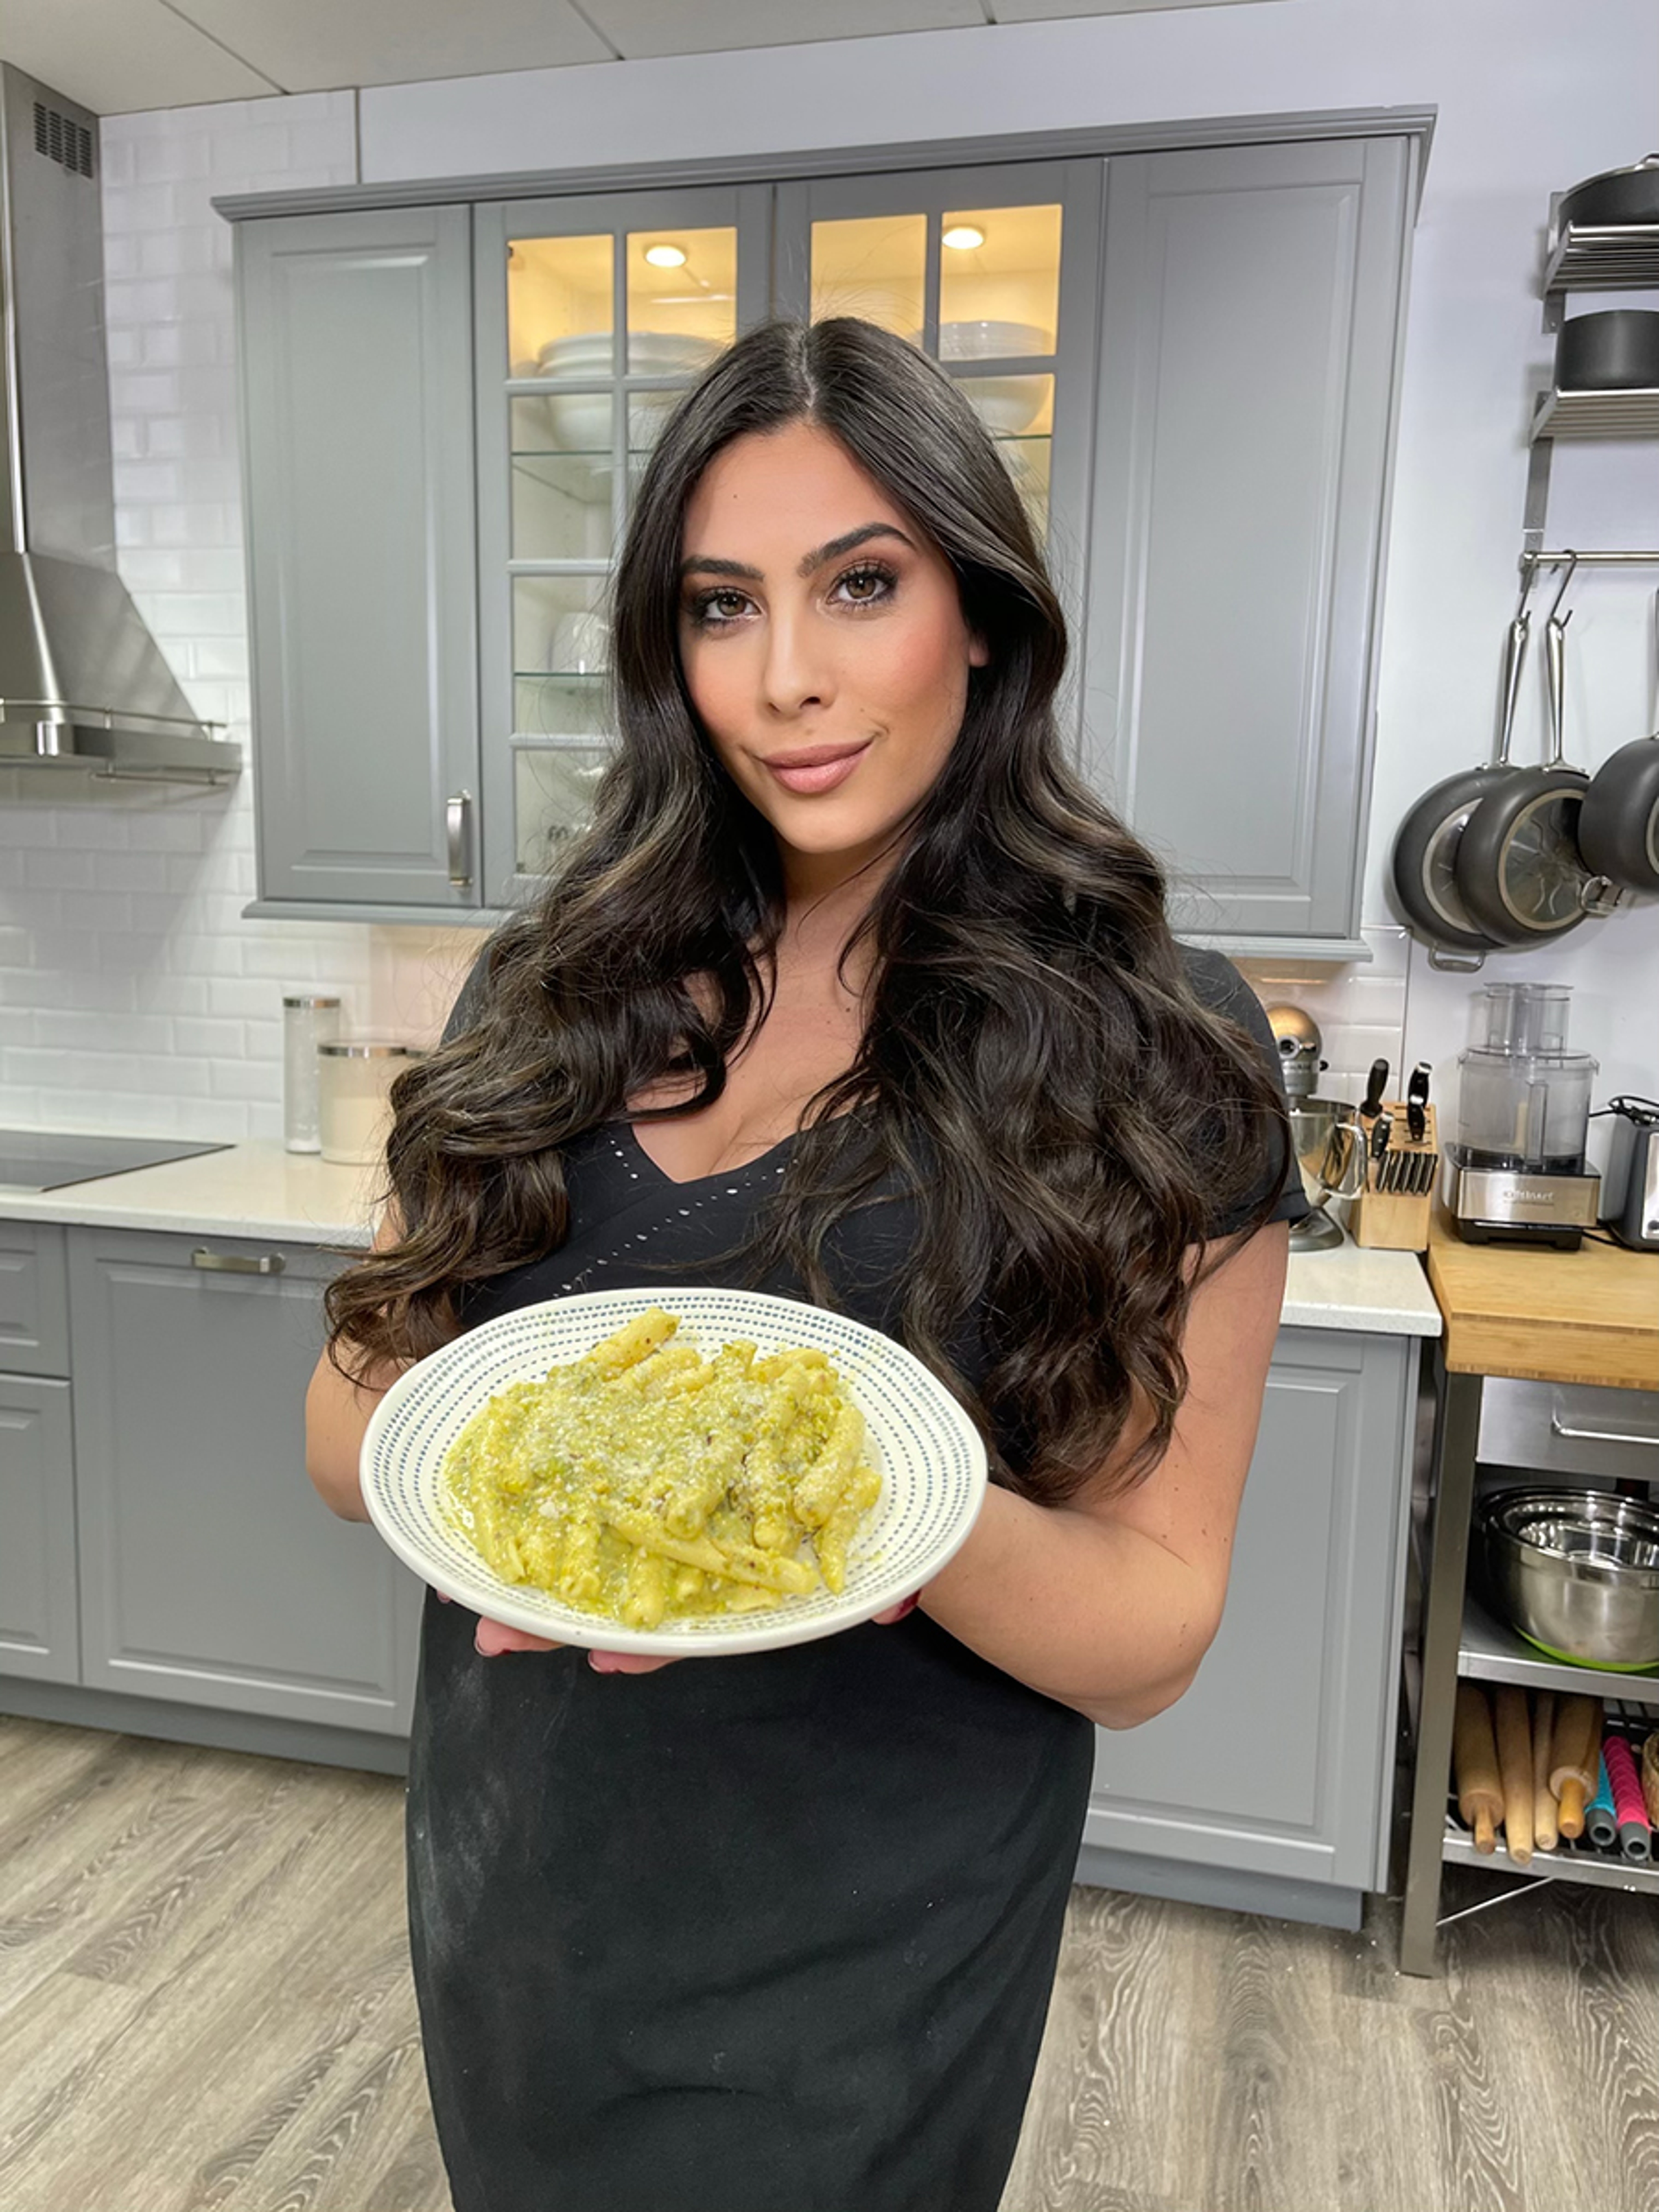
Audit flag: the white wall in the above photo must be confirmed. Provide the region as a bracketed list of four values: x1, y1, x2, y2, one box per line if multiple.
[1, 0, 1654, 1146]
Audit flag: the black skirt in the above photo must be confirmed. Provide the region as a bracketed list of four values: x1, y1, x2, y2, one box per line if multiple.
[405, 1122, 1097, 2212]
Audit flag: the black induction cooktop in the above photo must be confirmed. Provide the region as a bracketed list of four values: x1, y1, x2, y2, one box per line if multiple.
[0, 1131, 231, 1192]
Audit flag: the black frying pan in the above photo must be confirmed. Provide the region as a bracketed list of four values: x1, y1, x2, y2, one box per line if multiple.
[1455, 576, 1593, 946]
[1579, 590, 1659, 896]
[1389, 584, 1534, 953]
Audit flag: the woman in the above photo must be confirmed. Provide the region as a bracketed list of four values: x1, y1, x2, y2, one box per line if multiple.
[306, 317, 1303, 2212]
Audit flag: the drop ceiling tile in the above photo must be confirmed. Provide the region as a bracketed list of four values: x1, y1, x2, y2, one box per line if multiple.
[583, 0, 989, 61]
[0, 0, 276, 114]
[989, 0, 1281, 16]
[167, 0, 616, 92]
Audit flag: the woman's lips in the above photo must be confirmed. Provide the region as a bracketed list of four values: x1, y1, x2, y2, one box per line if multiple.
[760, 741, 871, 795]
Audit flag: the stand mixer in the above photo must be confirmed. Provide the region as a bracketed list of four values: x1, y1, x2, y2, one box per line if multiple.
[1266, 1004, 1364, 1252]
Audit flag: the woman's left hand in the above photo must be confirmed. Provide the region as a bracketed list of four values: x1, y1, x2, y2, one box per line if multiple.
[473, 1591, 923, 1674]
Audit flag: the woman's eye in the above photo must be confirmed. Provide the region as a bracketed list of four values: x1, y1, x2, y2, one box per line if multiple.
[833, 564, 896, 608]
[688, 588, 752, 629]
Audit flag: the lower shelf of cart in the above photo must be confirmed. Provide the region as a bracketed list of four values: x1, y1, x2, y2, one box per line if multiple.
[1443, 1816, 1659, 1895]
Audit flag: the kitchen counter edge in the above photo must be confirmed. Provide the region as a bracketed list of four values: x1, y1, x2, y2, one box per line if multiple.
[0, 1143, 1443, 1337]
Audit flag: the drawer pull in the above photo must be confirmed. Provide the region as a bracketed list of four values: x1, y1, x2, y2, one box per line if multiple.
[1550, 1415, 1659, 1451]
[191, 1249, 286, 1276]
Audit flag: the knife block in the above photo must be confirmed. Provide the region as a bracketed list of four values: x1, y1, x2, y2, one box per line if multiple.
[1353, 1102, 1439, 1252]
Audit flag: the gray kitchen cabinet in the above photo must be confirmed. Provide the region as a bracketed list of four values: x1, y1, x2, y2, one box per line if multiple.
[65, 1227, 422, 1735]
[1078, 1327, 1416, 1928]
[224, 122, 1421, 947]
[237, 204, 481, 911]
[471, 184, 772, 907]
[1081, 137, 1416, 950]
[0, 1370, 78, 1684]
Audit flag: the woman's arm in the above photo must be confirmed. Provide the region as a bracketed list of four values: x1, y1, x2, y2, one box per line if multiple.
[916, 1221, 1289, 1730]
[305, 1211, 409, 1522]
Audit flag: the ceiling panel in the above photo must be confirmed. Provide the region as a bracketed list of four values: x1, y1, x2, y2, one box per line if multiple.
[582, 0, 991, 61]
[988, 0, 1283, 16]
[168, 0, 616, 92]
[0, 0, 275, 114]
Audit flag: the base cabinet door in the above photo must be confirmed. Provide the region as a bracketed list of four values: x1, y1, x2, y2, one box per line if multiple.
[67, 1229, 423, 1732]
[0, 1372, 78, 1684]
[1084, 1329, 1413, 1892]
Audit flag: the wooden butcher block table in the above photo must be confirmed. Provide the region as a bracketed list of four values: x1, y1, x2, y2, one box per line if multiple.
[1399, 1218, 1659, 1974]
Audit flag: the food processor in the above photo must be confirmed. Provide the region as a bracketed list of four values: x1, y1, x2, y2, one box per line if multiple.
[1443, 983, 1601, 1248]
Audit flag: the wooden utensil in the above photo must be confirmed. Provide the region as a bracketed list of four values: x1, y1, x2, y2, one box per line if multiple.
[1549, 1694, 1603, 1840]
[1643, 1732, 1659, 1829]
[1494, 1684, 1533, 1864]
[1532, 1688, 1558, 1851]
[1454, 1681, 1504, 1853]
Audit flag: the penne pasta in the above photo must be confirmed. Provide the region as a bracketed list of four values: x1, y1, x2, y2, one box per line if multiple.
[438, 1307, 880, 1628]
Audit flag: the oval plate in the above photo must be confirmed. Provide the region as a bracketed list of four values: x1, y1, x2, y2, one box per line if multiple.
[361, 1286, 988, 1657]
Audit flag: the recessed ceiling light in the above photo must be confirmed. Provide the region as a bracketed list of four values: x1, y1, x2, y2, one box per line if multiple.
[644, 243, 687, 268]
[942, 225, 985, 252]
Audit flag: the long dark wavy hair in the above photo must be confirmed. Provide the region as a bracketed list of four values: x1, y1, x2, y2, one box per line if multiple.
[326, 318, 1288, 1507]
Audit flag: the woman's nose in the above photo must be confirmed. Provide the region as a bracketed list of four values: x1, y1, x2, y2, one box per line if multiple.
[760, 606, 834, 718]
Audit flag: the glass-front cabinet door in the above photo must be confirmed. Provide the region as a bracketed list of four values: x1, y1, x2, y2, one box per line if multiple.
[773, 160, 1103, 727]
[474, 187, 770, 906]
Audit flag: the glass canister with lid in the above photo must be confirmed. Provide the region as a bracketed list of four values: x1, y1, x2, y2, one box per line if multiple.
[283, 993, 342, 1153]
[317, 1040, 426, 1166]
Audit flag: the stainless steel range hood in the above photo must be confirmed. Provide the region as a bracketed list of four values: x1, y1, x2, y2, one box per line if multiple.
[0, 64, 239, 786]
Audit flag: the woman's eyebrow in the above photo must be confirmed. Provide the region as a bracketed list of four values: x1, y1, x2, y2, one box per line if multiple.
[678, 523, 915, 585]
[796, 522, 914, 575]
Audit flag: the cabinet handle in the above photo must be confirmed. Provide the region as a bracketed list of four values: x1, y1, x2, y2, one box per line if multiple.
[191, 1248, 286, 1276]
[446, 790, 473, 887]
[1550, 1415, 1658, 1451]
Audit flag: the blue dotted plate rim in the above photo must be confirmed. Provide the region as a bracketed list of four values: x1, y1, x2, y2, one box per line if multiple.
[360, 1285, 988, 1657]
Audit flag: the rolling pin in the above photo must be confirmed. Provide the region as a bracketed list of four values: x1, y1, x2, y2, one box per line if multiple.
[1532, 1688, 1558, 1852]
[1493, 1685, 1533, 1865]
[1550, 1695, 1603, 1841]
[1586, 1754, 1618, 1851]
[1605, 1735, 1653, 1864]
[1454, 1681, 1503, 1854]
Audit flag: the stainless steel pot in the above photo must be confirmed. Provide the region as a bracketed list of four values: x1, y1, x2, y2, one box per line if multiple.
[1286, 1097, 1364, 1252]
[1478, 1487, 1659, 1669]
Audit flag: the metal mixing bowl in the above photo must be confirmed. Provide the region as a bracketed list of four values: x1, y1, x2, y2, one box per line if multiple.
[1478, 1487, 1659, 1669]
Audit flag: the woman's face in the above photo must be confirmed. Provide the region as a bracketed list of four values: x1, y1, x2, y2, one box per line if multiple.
[678, 420, 987, 890]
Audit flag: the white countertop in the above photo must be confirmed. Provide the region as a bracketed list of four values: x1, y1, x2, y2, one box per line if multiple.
[0, 1142, 381, 1247]
[0, 1143, 1443, 1337]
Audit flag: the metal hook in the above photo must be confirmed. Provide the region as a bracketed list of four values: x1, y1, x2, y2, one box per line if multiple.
[1546, 548, 1579, 628]
[1513, 556, 1541, 623]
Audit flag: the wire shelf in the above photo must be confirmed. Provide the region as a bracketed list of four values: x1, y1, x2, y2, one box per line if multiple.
[1531, 387, 1659, 441]
[1459, 1589, 1659, 1707]
[1443, 1818, 1659, 1896]
[1544, 220, 1659, 295]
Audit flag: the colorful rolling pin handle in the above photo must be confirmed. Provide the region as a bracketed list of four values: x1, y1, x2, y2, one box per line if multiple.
[1585, 1753, 1618, 1851]
[1605, 1736, 1653, 1865]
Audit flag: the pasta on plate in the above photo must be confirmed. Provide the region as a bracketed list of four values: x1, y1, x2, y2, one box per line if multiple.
[439, 1306, 883, 1630]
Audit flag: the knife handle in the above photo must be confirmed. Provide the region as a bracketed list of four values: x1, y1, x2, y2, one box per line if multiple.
[1407, 1061, 1430, 1144]
[1360, 1058, 1389, 1120]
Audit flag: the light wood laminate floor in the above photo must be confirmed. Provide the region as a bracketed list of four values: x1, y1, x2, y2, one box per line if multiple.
[2, 1715, 1655, 2212]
